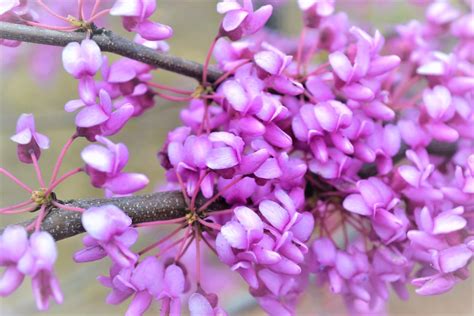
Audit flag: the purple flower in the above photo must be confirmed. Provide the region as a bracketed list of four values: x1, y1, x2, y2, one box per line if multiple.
[17, 232, 63, 311]
[0, 226, 28, 296]
[10, 113, 50, 163]
[65, 89, 134, 140]
[188, 292, 228, 316]
[420, 85, 459, 142]
[298, 0, 335, 27]
[62, 39, 102, 79]
[217, 0, 273, 40]
[99, 257, 164, 316]
[343, 177, 399, 216]
[110, 0, 173, 41]
[157, 264, 186, 315]
[81, 136, 149, 196]
[74, 205, 138, 267]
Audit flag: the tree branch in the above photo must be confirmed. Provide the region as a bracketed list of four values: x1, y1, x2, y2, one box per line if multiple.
[0, 22, 224, 82]
[2, 191, 227, 241]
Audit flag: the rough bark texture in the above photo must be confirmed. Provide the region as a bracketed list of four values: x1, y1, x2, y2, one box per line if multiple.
[4, 191, 227, 241]
[0, 22, 223, 82]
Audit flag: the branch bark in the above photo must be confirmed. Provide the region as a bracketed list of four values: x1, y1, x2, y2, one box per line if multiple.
[0, 22, 223, 82]
[2, 191, 227, 241]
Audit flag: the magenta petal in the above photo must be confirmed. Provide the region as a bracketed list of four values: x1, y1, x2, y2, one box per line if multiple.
[313, 237, 336, 266]
[342, 194, 372, 216]
[264, 123, 292, 148]
[206, 147, 239, 170]
[221, 221, 247, 249]
[437, 245, 472, 273]
[189, 293, 214, 316]
[329, 51, 353, 82]
[336, 251, 357, 279]
[136, 21, 173, 41]
[163, 264, 185, 296]
[126, 292, 152, 316]
[433, 213, 467, 234]
[65, 99, 85, 112]
[76, 105, 109, 127]
[222, 80, 249, 112]
[245, 5, 273, 34]
[254, 157, 282, 179]
[234, 206, 263, 241]
[342, 83, 374, 102]
[105, 173, 149, 195]
[81, 144, 114, 172]
[0, 266, 24, 296]
[110, 0, 141, 16]
[414, 274, 455, 296]
[254, 50, 283, 75]
[259, 200, 289, 231]
[222, 10, 249, 32]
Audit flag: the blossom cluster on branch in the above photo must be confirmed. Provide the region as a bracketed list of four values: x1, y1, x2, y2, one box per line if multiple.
[0, 0, 473, 315]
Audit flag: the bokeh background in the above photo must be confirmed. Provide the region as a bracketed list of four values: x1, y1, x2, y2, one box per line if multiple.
[0, 1, 472, 315]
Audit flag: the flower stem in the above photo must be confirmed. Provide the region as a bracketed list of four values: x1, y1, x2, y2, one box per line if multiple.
[49, 135, 77, 186]
[47, 167, 83, 195]
[146, 81, 194, 95]
[30, 153, 45, 188]
[138, 225, 184, 256]
[0, 168, 32, 192]
[202, 36, 219, 84]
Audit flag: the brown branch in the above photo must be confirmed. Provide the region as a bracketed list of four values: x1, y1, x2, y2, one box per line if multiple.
[0, 22, 223, 82]
[2, 191, 227, 241]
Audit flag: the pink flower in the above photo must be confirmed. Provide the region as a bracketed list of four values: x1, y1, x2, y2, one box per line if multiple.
[17, 232, 63, 311]
[62, 39, 102, 79]
[65, 89, 134, 140]
[10, 113, 50, 163]
[0, 226, 28, 296]
[110, 0, 173, 41]
[188, 292, 228, 316]
[81, 136, 149, 196]
[74, 205, 138, 267]
[217, 0, 273, 40]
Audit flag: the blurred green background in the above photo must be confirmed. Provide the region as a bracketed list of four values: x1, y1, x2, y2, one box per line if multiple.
[0, 1, 472, 315]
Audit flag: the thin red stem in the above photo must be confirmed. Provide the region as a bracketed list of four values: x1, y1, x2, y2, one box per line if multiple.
[198, 176, 242, 212]
[202, 36, 218, 84]
[78, 0, 85, 21]
[195, 227, 201, 284]
[174, 226, 193, 260]
[34, 204, 47, 232]
[30, 153, 45, 188]
[146, 81, 194, 95]
[88, 9, 111, 22]
[37, 0, 70, 23]
[0, 168, 32, 192]
[138, 225, 184, 256]
[135, 216, 187, 227]
[156, 236, 187, 258]
[51, 201, 85, 213]
[25, 21, 78, 31]
[213, 59, 250, 86]
[47, 167, 83, 194]
[49, 135, 77, 186]
[1, 205, 37, 214]
[175, 171, 191, 207]
[0, 199, 34, 212]
[155, 92, 193, 102]
[90, 0, 102, 17]
[296, 27, 307, 75]
[201, 233, 218, 256]
[197, 217, 221, 231]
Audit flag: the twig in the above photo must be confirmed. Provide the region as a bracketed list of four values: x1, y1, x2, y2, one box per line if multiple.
[0, 191, 227, 241]
[0, 22, 223, 82]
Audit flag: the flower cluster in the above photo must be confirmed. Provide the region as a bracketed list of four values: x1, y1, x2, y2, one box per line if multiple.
[0, 0, 473, 315]
[0, 226, 62, 311]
